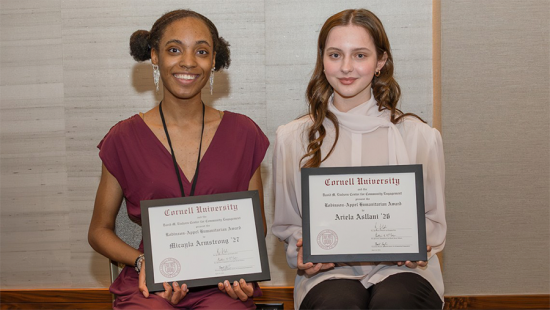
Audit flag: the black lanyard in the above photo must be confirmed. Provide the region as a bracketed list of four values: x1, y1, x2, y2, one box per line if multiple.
[158, 101, 205, 197]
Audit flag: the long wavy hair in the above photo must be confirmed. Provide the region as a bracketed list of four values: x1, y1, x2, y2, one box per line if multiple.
[301, 9, 423, 168]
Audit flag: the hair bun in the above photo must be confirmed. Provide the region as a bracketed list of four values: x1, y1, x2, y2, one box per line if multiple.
[129, 30, 151, 62]
[214, 36, 231, 71]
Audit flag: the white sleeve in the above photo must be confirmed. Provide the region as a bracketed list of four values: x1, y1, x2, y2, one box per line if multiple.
[423, 128, 447, 256]
[271, 125, 303, 269]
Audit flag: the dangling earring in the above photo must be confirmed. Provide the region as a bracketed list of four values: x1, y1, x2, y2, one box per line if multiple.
[375, 70, 381, 77]
[209, 68, 215, 95]
[152, 64, 160, 91]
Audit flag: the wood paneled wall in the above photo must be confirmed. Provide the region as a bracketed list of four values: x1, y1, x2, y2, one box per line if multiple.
[2, 0, 548, 300]
[440, 0, 549, 295]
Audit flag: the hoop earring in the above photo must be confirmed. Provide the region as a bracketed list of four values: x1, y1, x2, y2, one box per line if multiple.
[375, 70, 381, 77]
[152, 64, 160, 91]
[209, 68, 215, 95]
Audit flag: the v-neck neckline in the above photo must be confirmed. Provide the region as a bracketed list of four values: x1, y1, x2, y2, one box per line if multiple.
[135, 111, 229, 185]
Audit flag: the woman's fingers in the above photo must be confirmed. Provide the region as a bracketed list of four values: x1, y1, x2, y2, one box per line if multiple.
[239, 279, 254, 297]
[310, 263, 323, 274]
[417, 260, 428, 267]
[297, 241, 313, 270]
[323, 263, 335, 270]
[297, 238, 334, 276]
[231, 281, 249, 301]
[162, 282, 173, 301]
[219, 279, 254, 301]
[170, 282, 188, 304]
[156, 281, 188, 305]
[218, 282, 226, 293]
[223, 280, 238, 299]
[138, 260, 149, 298]
[304, 263, 334, 276]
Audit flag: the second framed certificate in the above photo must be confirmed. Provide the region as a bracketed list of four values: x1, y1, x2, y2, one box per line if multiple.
[302, 165, 427, 263]
[141, 190, 270, 292]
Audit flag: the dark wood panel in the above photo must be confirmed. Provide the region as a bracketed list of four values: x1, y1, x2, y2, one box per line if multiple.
[1, 289, 548, 309]
[444, 295, 549, 310]
[0, 289, 112, 303]
[254, 287, 294, 309]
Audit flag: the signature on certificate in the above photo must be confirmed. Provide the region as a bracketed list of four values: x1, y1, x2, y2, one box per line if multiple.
[217, 264, 233, 271]
[216, 264, 254, 272]
[216, 256, 241, 263]
[373, 222, 393, 232]
[214, 247, 238, 256]
[374, 232, 397, 238]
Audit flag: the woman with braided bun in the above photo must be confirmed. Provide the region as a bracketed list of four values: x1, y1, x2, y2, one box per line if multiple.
[272, 9, 446, 309]
[88, 9, 268, 309]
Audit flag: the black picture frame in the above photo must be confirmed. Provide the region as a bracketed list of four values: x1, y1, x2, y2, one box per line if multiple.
[301, 164, 427, 263]
[141, 190, 270, 292]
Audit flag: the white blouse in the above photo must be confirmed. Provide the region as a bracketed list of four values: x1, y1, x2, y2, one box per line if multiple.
[272, 94, 446, 309]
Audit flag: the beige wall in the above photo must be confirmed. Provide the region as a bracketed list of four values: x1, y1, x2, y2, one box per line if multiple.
[0, 0, 434, 289]
[440, 0, 549, 295]
[2, 0, 547, 296]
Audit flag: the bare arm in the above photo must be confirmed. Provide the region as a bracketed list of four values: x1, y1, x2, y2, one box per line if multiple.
[88, 164, 142, 266]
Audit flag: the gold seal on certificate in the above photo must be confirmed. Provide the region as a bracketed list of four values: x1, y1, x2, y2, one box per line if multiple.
[141, 191, 270, 292]
[301, 165, 427, 263]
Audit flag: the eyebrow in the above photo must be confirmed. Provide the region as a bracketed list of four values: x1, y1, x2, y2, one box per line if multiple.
[165, 39, 212, 47]
[325, 47, 372, 52]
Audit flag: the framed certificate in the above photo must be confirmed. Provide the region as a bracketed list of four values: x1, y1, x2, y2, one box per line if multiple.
[141, 190, 270, 292]
[301, 164, 427, 263]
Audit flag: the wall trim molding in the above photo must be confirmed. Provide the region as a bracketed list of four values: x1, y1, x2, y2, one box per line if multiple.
[1, 288, 548, 309]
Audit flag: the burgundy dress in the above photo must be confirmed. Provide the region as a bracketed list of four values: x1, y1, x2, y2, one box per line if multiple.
[98, 111, 269, 309]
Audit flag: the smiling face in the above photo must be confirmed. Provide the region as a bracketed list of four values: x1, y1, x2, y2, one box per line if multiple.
[323, 24, 387, 111]
[151, 17, 215, 101]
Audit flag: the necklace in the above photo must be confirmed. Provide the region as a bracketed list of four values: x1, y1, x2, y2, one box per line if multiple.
[158, 101, 205, 197]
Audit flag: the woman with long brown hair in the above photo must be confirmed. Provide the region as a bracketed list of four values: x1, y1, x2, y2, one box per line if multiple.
[272, 9, 446, 309]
